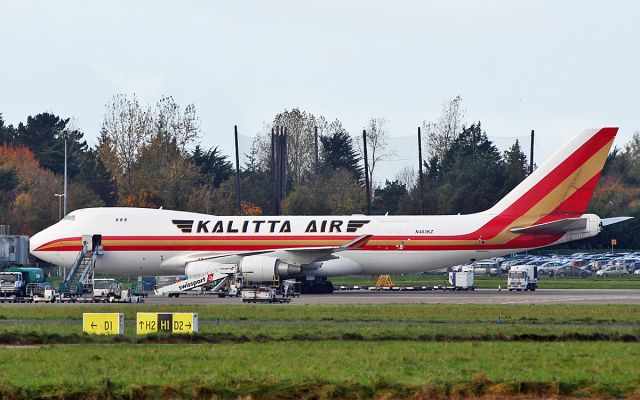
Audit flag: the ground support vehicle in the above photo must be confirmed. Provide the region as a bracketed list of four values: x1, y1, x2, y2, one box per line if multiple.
[91, 278, 141, 303]
[447, 269, 475, 291]
[0, 267, 57, 302]
[508, 264, 538, 291]
[241, 286, 293, 303]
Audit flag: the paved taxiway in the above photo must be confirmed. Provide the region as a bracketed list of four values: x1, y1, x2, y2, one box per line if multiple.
[142, 289, 640, 305]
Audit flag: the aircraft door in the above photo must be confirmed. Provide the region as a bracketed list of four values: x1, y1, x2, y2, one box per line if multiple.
[92, 234, 102, 251]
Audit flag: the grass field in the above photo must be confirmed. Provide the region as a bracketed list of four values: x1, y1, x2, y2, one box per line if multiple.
[1, 342, 639, 398]
[2, 303, 640, 322]
[2, 304, 640, 399]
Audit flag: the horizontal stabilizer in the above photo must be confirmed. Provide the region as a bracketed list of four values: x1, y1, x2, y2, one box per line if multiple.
[601, 217, 634, 226]
[510, 218, 587, 235]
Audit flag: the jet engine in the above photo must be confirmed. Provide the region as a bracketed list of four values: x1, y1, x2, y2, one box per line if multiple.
[563, 214, 602, 243]
[240, 255, 302, 282]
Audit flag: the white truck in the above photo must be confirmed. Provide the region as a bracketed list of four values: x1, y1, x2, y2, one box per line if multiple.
[448, 266, 475, 291]
[92, 278, 134, 302]
[508, 264, 538, 291]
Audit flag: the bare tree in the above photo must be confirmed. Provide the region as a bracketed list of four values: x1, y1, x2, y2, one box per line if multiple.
[154, 96, 201, 154]
[357, 117, 394, 194]
[422, 95, 465, 161]
[395, 165, 416, 190]
[98, 93, 152, 197]
[252, 109, 337, 183]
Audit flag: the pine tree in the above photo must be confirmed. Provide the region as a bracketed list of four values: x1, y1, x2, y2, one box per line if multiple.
[320, 131, 362, 182]
[502, 139, 529, 195]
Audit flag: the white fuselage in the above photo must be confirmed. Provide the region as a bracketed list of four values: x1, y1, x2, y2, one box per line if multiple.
[28, 127, 618, 279]
[29, 207, 591, 277]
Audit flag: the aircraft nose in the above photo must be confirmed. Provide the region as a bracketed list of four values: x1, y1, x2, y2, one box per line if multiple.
[29, 230, 47, 257]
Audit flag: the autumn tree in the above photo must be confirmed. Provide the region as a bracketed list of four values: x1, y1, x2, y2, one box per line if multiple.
[282, 170, 364, 215]
[1, 145, 105, 233]
[98, 93, 153, 199]
[98, 94, 201, 205]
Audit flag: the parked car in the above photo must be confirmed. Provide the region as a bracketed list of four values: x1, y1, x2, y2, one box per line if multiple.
[570, 259, 589, 268]
[472, 260, 501, 276]
[539, 260, 565, 276]
[615, 258, 640, 273]
[553, 264, 592, 278]
[590, 258, 610, 272]
[596, 265, 629, 278]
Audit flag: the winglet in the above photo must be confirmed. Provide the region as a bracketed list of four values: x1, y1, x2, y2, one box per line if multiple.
[340, 234, 372, 250]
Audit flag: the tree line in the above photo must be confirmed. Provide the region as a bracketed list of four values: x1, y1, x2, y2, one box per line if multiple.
[1, 95, 638, 249]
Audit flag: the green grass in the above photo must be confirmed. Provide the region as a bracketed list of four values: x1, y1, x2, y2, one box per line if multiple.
[332, 274, 640, 289]
[2, 320, 640, 344]
[2, 303, 640, 323]
[0, 342, 639, 399]
[2, 304, 640, 398]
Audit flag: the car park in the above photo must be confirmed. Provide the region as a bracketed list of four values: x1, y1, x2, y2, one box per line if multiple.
[596, 265, 629, 278]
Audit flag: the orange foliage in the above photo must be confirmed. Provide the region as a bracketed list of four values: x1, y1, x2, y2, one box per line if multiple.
[0, 145, 40, 171]
[240, 201, 263, 216]
[125, 189, 162, 208]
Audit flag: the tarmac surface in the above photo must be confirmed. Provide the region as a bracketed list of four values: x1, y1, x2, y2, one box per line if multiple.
[143, 289, 640, 305]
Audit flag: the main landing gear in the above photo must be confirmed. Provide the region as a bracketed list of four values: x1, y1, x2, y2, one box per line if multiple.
[299, 277, 334, 294]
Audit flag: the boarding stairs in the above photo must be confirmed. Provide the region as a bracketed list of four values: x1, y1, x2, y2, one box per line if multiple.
[61, 242, 102, 295]
[154, 264, 237, 296]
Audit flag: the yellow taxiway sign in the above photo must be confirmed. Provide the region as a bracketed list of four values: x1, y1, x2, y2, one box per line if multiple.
[136, 312, 198, 334]
[82, 313, 124, 335]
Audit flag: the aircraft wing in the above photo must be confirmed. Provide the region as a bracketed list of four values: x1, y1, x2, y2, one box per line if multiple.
[183, 234, 372, 266]
[509, 218, 588, 235]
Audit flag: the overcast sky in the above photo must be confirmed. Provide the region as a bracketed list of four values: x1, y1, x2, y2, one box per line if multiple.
[1, 1, 638, 182]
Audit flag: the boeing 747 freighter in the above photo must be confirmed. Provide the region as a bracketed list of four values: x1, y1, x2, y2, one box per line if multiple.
[30, 127, 629, 292]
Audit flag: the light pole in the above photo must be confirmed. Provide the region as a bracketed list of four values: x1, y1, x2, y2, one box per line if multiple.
[63, 133, 68, 217]
[54, 194, 65, 220]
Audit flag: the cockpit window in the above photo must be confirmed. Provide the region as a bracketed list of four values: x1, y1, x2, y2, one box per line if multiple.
[63, 215, 75, 221]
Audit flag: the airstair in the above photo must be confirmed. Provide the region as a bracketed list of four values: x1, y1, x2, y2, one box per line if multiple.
[154, 271, 233, 296]
[60, 235, 103, 295]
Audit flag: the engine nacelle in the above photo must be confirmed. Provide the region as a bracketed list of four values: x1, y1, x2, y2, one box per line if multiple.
[240, 255, 302, 282]
[562, 214, 602, 243]
[184, 260, 236, 278]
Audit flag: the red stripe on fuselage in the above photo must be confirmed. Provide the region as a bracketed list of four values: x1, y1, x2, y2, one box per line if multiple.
[36, 233, 563, 252]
